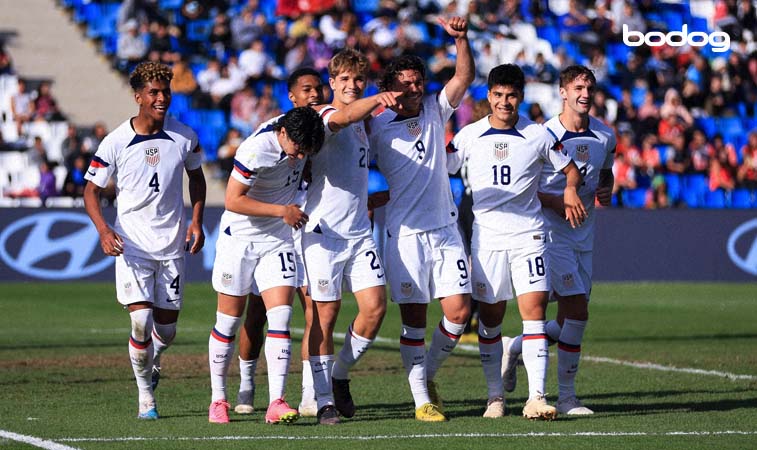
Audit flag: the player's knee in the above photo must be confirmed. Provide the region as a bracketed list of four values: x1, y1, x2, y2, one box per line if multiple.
[153, 321, 177, 346]
[129, 308, 154, 342]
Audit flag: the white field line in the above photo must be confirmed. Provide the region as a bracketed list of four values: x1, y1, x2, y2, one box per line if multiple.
[0, 429, 81, 450]
[79, 326, 756, 381]
[57, 430, 757, 442]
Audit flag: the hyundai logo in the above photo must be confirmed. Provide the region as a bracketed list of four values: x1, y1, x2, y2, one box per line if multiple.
[727, 218, 757, 277]
[0, 212, 113, 280]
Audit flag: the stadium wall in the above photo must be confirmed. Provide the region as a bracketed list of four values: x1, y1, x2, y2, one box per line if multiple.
[0, 208, 755, 282]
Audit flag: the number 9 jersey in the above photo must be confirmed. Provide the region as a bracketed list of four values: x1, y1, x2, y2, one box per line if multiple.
[85, 116, 202, 260]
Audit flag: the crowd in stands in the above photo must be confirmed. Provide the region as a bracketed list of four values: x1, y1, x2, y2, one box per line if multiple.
[2, 0, 757, 209]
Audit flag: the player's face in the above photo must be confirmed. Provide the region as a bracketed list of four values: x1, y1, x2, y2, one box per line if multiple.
[329, 69, 365, 106]
[278, 128, 306, 161]
[389, 69, 424, 116]
[487, 84, 521, 128]
[136, 79, 171, 122]
[289, 75, 324, 108]
[560, 75, 595, 116]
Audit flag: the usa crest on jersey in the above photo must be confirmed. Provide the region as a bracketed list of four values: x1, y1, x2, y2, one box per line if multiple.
[406, 120, 421, 138]
[145, 147, 160, 166]
[493, 142, 509, 161]
[575, 144, 590, 162]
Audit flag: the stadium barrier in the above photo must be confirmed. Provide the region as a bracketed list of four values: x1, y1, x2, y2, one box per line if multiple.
[0, 208, 755, 282]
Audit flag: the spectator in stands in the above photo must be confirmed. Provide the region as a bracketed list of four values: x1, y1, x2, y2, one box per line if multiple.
[208, 13, 232, 61]
[28, 136, 47, 168]
[290, 13, 317, 40]
[229, 84, 257, 136]
[61, 125, 83, 169]
[116, 19, 148, 74]
[687, 129, 711, 176]
[32, 81, 64, 122]
[37, 159, 57, 203]
[82, 122, 108, 155]
[704, 73, 734, 117]
[711, 133, 739, 168]
[665, 136, 691, 175]
[639, 133, 662, 177]
[238, 38, 279, 83]
[709, 145, 737, 193]
[62, 154, 88, 198]
[209, 63, 242, 110]
[681, 79, 705, 113]
[528, 102, 545, 124]
[147, 20, 181, 65]
[215, 127, 242, 178]
[611, 1, 645, 36]
[10, 78, 34, 137]
[319, 8, 347, 48]
[0, 43, 13, 75]
[737, 131, 757, 189]
[648, 175, 669, 209]
[230, 6, 261, 51]
[306, 28, 333, 72]
[429, 46, 455, 83]
[612, 152, 637, 204]
[170, 58, 198, 96]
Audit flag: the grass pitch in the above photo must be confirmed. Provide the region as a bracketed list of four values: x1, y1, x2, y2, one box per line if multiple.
[0, 282, 755, 450]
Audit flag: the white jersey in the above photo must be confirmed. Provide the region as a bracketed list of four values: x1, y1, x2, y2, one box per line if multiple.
[448, 115, 572, 250]
[220, 116, 306, 242]
[304, 106, 371, 239]
[369, 89, 458, 237]
[85, 116, 201, 260]
[540, 116, 615, 251]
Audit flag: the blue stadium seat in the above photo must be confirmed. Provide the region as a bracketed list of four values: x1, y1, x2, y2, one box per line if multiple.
[704, 189, 727, 209]
[368, 169, 388, 194]
[682, 174, 707, 208]
[664, 173, 681, 204]
[536, 26, 560, 48]
[656, 145, 669, 166]
[718, 116, 744, 137]
[690, 16, 709, 33]
[186, 20, 213, 42]
[159, 0, 183, 9]
[170, 93, 192, 117]
[352, 0, 380, 13]
[471, 84, 488, 101]
[731, 189, 753, 209]
[449, 176, 464, 207]
[695, 117, 717, 139]
[631, 86, 647, 108]
[622, 188, 647, 208]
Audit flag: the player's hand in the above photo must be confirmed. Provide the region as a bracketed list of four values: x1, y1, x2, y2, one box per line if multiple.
[282, 204, 308, 230]
[367, 190, 390, 210]
[595, 186, 612, 207]
[99, 228, 124, 257]
[563, 187, 587, 228]
[185, 221, 205, 254]
[438, 16, 468, 39]
[375, 91, 403, 108]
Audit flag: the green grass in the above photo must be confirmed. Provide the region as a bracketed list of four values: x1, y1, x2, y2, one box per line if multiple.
[1, 282, 756, 450]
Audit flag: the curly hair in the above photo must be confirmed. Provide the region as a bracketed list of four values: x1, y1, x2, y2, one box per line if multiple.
[274, 106, 325, 155]
[559, 65, 596, 88]
[377, 54, 426, 92]
[328, 48, 369, 79]
[129, 61, 173, 91]
[487, 64, 525, 93]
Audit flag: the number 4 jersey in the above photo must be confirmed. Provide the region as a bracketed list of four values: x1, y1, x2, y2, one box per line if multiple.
[85, 116, 202, 260]
[448, 115, 571, 250]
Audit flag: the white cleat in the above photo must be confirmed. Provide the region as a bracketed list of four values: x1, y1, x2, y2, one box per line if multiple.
[501, 336, 519, 393]
[556, 397, 594, 415]
[234, 389, 254, 414]
[523, 395, 557, 421]
[483, 396, 505, 418]
[298, 399, 318, 417]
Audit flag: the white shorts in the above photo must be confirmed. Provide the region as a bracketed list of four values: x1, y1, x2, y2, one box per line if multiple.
[385, 224, 471, 304]
[471, 244, 550, 303]
[303, 232, 385, 302]
[212, 233, 297, 296]
[115, 254, 185, 310]
[548, 243, 592, 299]
[293, 228, 308, 288]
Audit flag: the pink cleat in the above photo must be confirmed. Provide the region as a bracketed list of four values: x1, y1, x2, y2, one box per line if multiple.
[265, 398, 299, 424]
[208, 400, 230, 424]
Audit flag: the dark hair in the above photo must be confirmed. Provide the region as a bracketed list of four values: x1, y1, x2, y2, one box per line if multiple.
[378, 54, 426, 92]
[559, 65, 596, 88]
[287, 67, 321, 91]
[129, 61, 173, 91]
[487, 64, 525, 93]
[274, 106, 325, 155]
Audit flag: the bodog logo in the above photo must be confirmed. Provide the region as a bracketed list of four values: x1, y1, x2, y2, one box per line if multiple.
[727, 218, 757, 276]
[0, 211, 113, 280]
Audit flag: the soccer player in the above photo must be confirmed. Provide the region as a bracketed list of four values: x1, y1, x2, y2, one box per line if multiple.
[447, 63, 586, 420]
[303, 49, 402, 425]
[83, 61, 207, 420]
[501, 65, 615, 416]
[368, 16, 475, 422]
[231, 68, 326, 417]
[207, 106, 325, 424]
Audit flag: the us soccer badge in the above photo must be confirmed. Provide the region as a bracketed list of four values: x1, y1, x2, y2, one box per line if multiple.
[575, 144, 590, 162]
[493, 142, 509, 161]
[406, 119, 421, 138]
[145, 147, 160, 166]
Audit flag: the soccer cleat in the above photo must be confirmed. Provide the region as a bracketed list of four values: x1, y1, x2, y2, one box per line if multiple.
[137, 400, 159, 420]
[234, 389, 254, 414]
[483, 396, 505, 418]
[415, 402, 447, 422]
[298, 399, 318, 417]
[151, 366, 161, 392]
[458, 332, 478, 344]
[265, 398, 299, 424]
[556, 397, 594, 415]
[208, 399, 230, 423]
[332, 378, 355, 418]
[501, 336, 518, 393]
[317, 405, 340, 425]
[522, 395, 558, 421]
[427, 380, 444, 413]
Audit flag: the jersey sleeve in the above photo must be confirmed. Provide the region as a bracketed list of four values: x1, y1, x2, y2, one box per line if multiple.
[84, 137, 116, 188]
[542, 129, 572, 172]
[184, 130, 203, 171]
[446, 129, 466, 174]
[230, 142, 264, 187]
[602, 131, 616, 170]
[436, 88, 456, 123]
[319, 105, 339, 140]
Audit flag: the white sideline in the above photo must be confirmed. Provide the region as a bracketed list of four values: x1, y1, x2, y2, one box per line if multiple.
[56, 430, 757, 442]
[0, 430, 80, 450]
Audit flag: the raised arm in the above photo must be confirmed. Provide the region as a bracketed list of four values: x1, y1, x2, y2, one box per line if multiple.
[438, 16, 474, 108]
[225, 177, 308, 229]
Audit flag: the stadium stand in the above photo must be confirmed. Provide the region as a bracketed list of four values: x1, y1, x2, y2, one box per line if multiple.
[1, 0, 755, 209]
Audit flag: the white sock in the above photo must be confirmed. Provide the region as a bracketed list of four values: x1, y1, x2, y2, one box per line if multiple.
[399, 325, 430, 408]
[152, 321, 176, 369]
[522, 320, 549, 400]
[426, 316, 465, 380]
[301, 360, 315, 405]
[332, 323, 373, 380]
[238, 357, 257, 396]
[478, 322, 504, 400]
[557, 319, 586, 401]
[265, 305, 293, 403]
[129, 309, 154, 403]
[546, 319, 562, 344]
[310, 355, 335, 410]
[208, 312, 241, 402]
